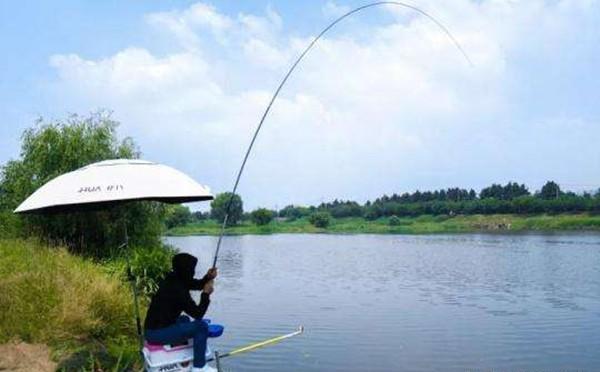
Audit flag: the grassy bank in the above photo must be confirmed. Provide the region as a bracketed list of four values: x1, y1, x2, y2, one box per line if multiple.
[167, 213, 600, 236]
[0, 239, 142, 371]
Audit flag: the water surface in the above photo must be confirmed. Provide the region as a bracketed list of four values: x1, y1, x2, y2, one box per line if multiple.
[166, 233, 600, 371]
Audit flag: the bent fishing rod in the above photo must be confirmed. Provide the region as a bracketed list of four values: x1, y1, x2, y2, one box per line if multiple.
[211, 1, 472, 268]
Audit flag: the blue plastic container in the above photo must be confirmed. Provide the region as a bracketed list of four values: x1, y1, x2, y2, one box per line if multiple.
[207, 324, 224, 338]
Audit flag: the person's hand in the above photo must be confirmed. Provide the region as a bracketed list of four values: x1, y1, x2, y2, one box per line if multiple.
[203, 280, 214, 295]
[206, 267, 218, 280]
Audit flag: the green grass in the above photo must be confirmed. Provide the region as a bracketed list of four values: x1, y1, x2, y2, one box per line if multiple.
[168, 218, 325, 235]
[167, 214, 600, 236]
[0, 239, 144, 371]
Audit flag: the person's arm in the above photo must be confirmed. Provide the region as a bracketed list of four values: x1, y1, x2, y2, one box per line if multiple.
[181, 280, 214, 320]
[181, 291, 211, 320]
[188, 268, 217, 290]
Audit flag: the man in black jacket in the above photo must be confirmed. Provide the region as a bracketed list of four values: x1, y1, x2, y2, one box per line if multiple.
[144, 253, 218, 372]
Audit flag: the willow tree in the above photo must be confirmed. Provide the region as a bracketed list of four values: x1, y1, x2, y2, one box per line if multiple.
[0, 111, 165, 257]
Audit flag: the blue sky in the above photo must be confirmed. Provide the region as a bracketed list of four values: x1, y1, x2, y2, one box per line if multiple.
[1, 1, 599, 209]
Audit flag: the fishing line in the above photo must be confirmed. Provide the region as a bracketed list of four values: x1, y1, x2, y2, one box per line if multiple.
[212, 1, 472, 268]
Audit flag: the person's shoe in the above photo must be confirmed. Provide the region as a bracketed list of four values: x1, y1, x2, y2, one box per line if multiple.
[192, 364, 218, 372]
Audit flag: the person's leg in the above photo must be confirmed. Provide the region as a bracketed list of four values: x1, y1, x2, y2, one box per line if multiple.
[145, 315, 194, 344]
[145, 323, 187, 345]
[145, 319, 209, 368]
[188, 320, 209, 368]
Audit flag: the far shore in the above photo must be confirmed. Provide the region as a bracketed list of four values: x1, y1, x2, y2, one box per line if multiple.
[166, 213, 600, 236]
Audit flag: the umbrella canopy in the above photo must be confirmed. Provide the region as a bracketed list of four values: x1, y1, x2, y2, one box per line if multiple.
[14, 159, 213, 214]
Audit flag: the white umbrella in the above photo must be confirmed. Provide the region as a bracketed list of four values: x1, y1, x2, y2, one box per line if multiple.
[14, 159, 213, 214]
[13, 158, 214, 350]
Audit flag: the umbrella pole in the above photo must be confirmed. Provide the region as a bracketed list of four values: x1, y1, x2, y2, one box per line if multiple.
[123, 223, 144, 351]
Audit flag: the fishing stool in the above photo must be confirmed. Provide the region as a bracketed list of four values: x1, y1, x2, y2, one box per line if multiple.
[142, 318, 224, 372]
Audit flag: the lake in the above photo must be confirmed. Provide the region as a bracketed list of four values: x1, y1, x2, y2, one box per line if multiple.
[165, 233, 600, 371]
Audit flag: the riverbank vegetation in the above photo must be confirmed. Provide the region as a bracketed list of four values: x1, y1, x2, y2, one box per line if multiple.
[168, 181, 600, 235]
[0, 239, 142, 370]
[0, 114, 174, 370]
[167, 213, 600, 236]
[0, 237, 175, 370]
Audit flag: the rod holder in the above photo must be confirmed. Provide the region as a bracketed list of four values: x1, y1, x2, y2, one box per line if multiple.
[215, 350, 222, 372]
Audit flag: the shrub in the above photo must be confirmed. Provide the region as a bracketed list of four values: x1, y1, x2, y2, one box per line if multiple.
[388, 215, 401, 226]
[129, 245, 175, 298]
[309, 211, 331, 228]
[279, 205, 313, 221]
[251, 208, 274, 226]
[0, 211, 20, 238]
[363, 206, 381, 221]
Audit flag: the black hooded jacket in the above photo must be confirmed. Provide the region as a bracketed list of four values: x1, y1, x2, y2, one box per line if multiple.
[144, 253, 211, 330]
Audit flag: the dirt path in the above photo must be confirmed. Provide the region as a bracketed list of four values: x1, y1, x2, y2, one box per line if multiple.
[0, 342, 56, 372]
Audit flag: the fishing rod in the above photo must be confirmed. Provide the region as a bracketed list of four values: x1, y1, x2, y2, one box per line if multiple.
[206, 326, 305, 363]
[211, 1, 472, 268]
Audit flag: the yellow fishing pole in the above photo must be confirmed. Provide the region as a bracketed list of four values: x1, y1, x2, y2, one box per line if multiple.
[207, 326, 304, 363]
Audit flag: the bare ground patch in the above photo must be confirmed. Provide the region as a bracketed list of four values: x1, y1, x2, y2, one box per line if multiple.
[0, 342, 56, 372]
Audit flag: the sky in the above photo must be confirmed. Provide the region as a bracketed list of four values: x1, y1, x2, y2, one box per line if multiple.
[1, 0, 599, 210]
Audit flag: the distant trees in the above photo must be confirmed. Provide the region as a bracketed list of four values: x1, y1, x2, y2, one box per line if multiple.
[164, 205, 193, 229]
[251, 208, 274, 225]
[364, 205, 382, 221]
[371, 187, 478, 205]
[286, 181, 596, 220]
[309, 211, 331, 228]
[171, 181, 597, 230]
[192, 211, 209, 221]
[279, 205, 313, 220]
[539, 181, 562, 199]
[318, 200, 362, 218]
[480, 182, 530, 200]
[210, 192, 243, 225]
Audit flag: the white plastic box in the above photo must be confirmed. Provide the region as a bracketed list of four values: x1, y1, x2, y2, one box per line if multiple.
[142, 339, 212, 372]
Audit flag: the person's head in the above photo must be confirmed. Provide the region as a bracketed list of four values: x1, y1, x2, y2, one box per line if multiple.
[171, 253, 198, 281]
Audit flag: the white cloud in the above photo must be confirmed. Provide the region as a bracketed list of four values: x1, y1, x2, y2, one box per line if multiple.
[322, 1, 351, 18]
[50, 49, 215, 99]
[145, 3, 233, 49]
[47, 1, 600, 208]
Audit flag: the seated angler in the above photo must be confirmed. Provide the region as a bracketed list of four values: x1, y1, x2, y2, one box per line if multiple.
[144, 253, 218, 372]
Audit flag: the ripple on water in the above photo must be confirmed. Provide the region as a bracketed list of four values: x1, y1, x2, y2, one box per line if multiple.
[167, 233, 600, 371]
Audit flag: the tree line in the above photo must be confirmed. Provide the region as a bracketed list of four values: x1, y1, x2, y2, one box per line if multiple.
[279, 181, 600, 221]
[168, 180, 600, 229]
